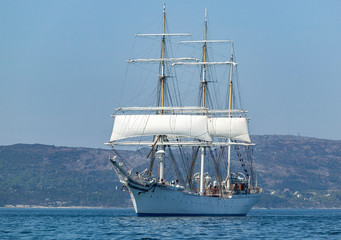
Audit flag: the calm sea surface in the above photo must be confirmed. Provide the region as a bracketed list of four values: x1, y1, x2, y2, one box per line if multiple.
[0, 208, 340, 239]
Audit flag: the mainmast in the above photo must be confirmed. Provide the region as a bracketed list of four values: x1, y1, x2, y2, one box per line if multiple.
[160, 2, 166, 108]
[199, 9, 208, 196]
[202, 8, 208, 107]
[226, 42, 234, 190]
[172, 9, 236, 195]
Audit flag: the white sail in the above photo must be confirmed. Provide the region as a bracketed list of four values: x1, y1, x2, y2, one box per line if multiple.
[208, 117, 251, 143]
[110, 114, 212, 142]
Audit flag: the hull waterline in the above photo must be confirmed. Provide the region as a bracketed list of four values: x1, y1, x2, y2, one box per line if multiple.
[111, 159, 261, 216]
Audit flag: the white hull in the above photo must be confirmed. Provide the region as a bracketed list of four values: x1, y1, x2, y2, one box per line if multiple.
[129, 184, 261, 216]
[111, 159, 261, 216]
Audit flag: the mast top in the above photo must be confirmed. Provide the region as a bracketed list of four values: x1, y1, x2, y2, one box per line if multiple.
[230, 41, 234, 58]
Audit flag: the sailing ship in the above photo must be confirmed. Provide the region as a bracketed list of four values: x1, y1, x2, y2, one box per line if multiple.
[107, 4, 262, 216]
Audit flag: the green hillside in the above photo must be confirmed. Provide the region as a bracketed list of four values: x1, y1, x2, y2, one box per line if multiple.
[0, 144, 130, 207]
[0, 135, 340, 208]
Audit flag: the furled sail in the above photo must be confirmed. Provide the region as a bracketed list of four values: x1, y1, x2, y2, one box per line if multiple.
[208, 117, 251, 143]
[110, 114, 212, 142]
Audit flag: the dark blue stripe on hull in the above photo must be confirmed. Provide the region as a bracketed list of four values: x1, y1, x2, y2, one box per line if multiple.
[137, 213, 247, 217]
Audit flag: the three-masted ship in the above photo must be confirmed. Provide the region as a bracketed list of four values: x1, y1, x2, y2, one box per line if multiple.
[107, 4, 262, 216]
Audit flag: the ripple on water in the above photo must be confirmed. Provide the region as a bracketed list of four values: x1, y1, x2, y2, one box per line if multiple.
[0, 209, 340, 239]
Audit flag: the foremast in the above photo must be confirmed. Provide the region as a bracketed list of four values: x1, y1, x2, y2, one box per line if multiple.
[159, 2, 167, 182]
[124, 3, 194, 183]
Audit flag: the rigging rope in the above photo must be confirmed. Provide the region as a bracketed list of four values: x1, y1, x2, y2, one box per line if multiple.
[186, 146, 199, 189]
[233, 142, 250, 178]
[111, 147, 134, 171]
[147, 149, 156, 178]
[177, 143, 190, 182]
[167, 146, 185, 185]
[208, 147, 222, 183]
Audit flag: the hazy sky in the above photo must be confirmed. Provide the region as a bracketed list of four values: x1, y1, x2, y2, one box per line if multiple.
[1, 0, 341, 148]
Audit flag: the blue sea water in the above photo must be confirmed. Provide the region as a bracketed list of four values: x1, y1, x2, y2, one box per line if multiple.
[0, 208, 340, 239]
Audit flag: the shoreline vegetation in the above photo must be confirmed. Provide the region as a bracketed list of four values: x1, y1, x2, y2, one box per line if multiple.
[1, 136, 340, 209]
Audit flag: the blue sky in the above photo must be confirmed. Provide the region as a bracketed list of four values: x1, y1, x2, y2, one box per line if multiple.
[1, 0, 341, 148]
